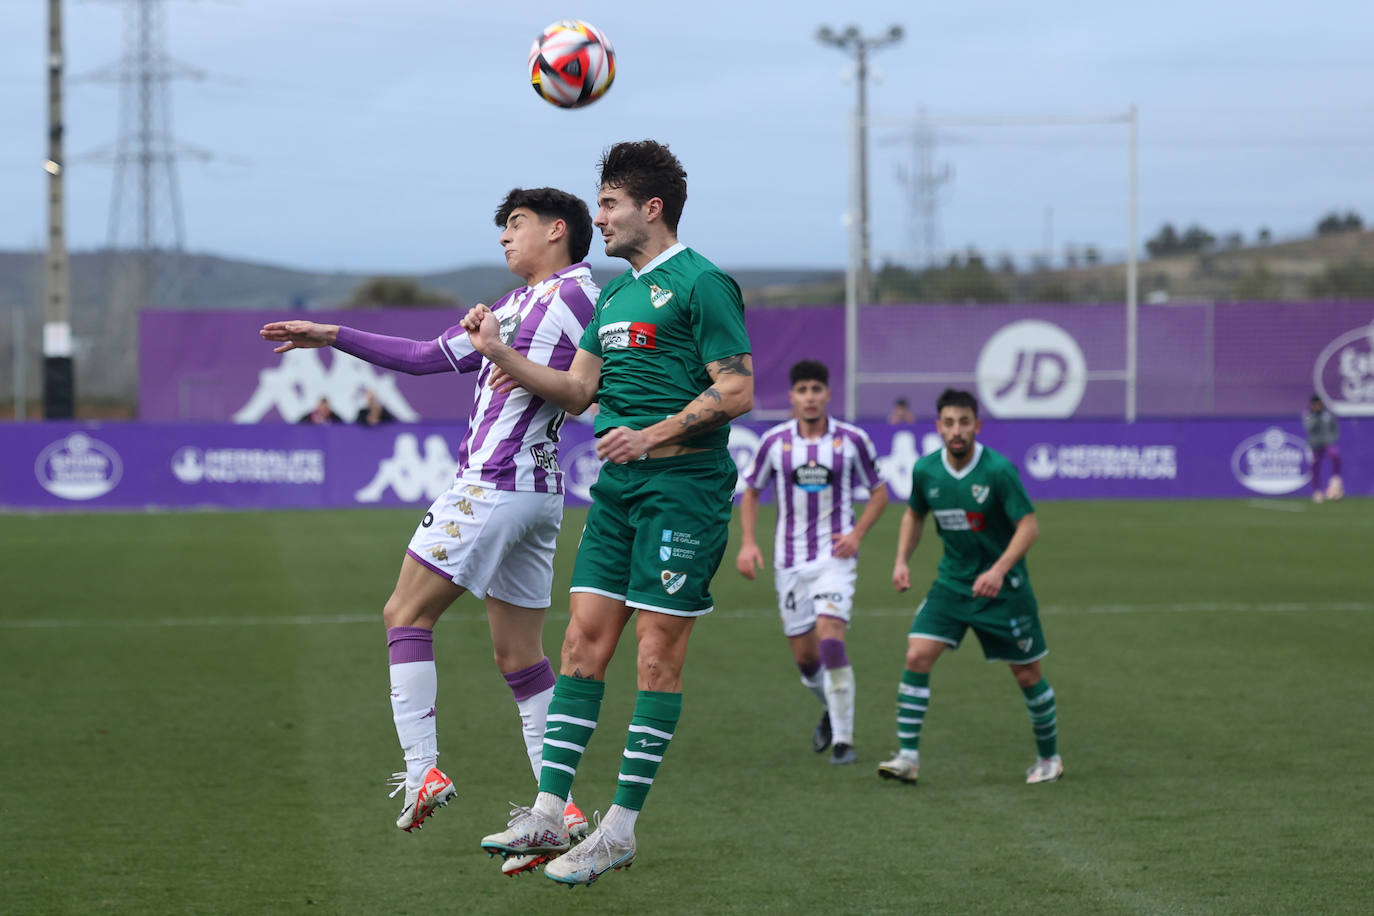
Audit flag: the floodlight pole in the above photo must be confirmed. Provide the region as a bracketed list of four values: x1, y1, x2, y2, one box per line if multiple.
[44, 0, 75, 418]
[1125, 104, 1139, 423]
[817, 24, 903, 420]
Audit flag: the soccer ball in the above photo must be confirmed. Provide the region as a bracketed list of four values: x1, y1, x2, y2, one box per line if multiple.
[528, 19, 616, 109]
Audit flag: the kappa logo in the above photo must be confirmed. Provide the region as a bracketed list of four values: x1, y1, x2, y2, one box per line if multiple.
[232, 348, 418, 424]
[442, 521, 462, 539]
[971, 484, 990, 504]
[354, 433, 460, 503]
[430, 545, 449, 563]
[660, 570, 687, 594]
[453, 498, 475, 517]
[648, 284, 674, 308]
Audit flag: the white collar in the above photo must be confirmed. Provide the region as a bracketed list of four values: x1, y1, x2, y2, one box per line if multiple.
[632, 242, 686, 279]
[942, 442, 984, 480]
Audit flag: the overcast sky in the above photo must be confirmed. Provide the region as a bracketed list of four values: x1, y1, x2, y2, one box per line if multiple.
[2, 0, 1372, 275]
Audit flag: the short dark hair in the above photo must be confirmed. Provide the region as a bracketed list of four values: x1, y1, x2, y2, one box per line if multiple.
[494, 187, 593, 263]
[936, 388, 979, 417]
[597, 140, 688, 232]
[789, 359, 829, 387]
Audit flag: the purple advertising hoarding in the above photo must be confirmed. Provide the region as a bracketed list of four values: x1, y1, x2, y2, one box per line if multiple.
[138, 303, 1374, 423]
[4, 417, 1366, 512]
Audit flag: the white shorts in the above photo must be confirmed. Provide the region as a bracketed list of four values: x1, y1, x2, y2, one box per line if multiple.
[774, 557, 857, 637]
[405, 481, 562, 608]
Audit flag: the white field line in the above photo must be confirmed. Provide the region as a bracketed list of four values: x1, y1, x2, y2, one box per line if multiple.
[2, 602, 1370, 629]
[1245, 499, 1310, 512]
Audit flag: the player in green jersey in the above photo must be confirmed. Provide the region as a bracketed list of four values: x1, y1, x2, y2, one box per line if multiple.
[877, 389, 1063, 786]
[464, 140, 754, 886]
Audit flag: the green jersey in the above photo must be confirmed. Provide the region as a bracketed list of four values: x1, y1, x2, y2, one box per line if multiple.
[908, 443, 1035, 598]
[579, 245, 750, 450]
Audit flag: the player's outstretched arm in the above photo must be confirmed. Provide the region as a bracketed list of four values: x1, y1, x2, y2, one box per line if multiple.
[892, 505, 925, 592]
[735, 486, 766, 580]
[463, 305, 600, 413]
[260, 320, 338, 352]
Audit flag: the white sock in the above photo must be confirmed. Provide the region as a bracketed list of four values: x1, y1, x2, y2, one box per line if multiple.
[800, 669, 827, 707]
[516, 683, 555, 782]
[601, 804, 638, 843]
[823, 665, 856, 745]
[900, 748, 920, 763]
[389, 660, 438, 787]
[534, 791, 564, 819]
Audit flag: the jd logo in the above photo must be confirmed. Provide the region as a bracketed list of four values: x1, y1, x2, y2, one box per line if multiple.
[976, 320, 1086, 418]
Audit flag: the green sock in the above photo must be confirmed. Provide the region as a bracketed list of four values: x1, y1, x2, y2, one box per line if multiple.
[897, 670, 930, 753]
[611, 690, 682, 811]
[1022, 678, 1058, 758]
[537, 675, 605, 800]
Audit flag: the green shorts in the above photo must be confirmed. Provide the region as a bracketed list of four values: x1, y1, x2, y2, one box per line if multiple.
[908, 581, 1048, 664]
[570, 449, 737, 616]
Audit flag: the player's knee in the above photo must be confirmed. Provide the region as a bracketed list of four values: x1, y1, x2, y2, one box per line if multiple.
[382, 592, 419, 629]
[1010, 663, 1041, 688]
[636, 647, 683, 691]
[560, 624, 611, 676]
[906, 647, 937, 672]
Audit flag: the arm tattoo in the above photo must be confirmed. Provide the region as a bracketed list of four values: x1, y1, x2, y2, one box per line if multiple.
[709, 354, 752, 378]
[677, 407, 731, 435]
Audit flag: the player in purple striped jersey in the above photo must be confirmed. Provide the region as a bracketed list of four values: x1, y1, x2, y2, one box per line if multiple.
[736, 360, 890, 765]
[259, 188, 596, 859]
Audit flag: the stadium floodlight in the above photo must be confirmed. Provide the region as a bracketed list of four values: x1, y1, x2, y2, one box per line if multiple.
[817, 23, 904, 419]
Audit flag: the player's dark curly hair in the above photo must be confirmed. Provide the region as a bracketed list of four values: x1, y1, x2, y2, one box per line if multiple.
[494, 188, 593, 263]
[597, 140, 688, 232]
[789, 359, 830, 387]
[936, 388, 979, 417]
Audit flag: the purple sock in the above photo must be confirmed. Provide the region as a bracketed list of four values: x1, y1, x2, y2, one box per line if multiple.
[503, 657, 556, 702]
[819, 638, 850, 670]
[386, 626, 434, 665]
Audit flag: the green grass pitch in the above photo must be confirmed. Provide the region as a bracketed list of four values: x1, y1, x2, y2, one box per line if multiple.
[2, 499, 1371, 914]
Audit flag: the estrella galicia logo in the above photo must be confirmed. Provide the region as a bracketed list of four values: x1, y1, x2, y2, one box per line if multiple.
[34, 432, 123, 500]
[791, 461, 833, 492]
[1313, 320, 1374, 416]
[976, 320, 1087, 418]
[1231, 427, 1311, 495]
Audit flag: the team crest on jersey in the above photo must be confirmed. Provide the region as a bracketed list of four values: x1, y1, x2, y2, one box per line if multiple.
[498, 311, 522, 346]
[928, 487, 939, 498]
[648, 284, 674, 308]
[971, 484, 989, 504]
[661, 570, 687, 594]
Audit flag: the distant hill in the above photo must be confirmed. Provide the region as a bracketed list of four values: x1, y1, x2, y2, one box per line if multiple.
[0, 249, 841, 408]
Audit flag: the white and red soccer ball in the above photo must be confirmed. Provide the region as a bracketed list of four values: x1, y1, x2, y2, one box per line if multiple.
[528, 19, 616, 109]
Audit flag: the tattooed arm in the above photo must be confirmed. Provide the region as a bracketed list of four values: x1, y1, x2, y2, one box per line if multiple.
[594, 353, 755, 464]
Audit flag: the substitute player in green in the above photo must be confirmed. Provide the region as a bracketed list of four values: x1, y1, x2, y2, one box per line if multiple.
[877, 389, 1063, 786]
[464, 140, 753, 886]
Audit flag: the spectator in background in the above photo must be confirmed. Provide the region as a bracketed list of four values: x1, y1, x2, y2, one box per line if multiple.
[1304, 394, 1343, 502]
[887, 397, 916, 425]
[355, 389, 396, 426]
[300, 397, 343, 425]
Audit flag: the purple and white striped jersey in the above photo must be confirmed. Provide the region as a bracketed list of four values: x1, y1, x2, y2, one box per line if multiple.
[744, 418, 885, 571]
[439, 263, 598, 493]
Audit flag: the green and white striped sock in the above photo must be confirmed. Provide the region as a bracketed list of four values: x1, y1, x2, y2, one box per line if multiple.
[611, 690, 682, 812]
[1022, 678, 1058, 759]
[537, 675, 605, 801]
[897, 670, 929, 755]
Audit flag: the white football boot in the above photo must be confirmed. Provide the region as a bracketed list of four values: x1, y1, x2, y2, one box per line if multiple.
[387, 766, 456, 832]
[544, 814, 636, 887]
[1025, 754, 1064, 784]
[500, 800, 589, 876]
[877, 751, 919, 784]
[480, 802, 569, 859]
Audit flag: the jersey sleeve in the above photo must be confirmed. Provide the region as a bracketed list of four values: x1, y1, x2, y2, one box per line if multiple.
[907, 465, 929, 514]
[999, 461, 1036, 522]
[578, 301, 605, 358]
[743, 434, 776, 491]
[850, 428, 884, 489]
[551, 279, 599, 370]
[690, 271, 751, 364]
[438, 325, 483, 373]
